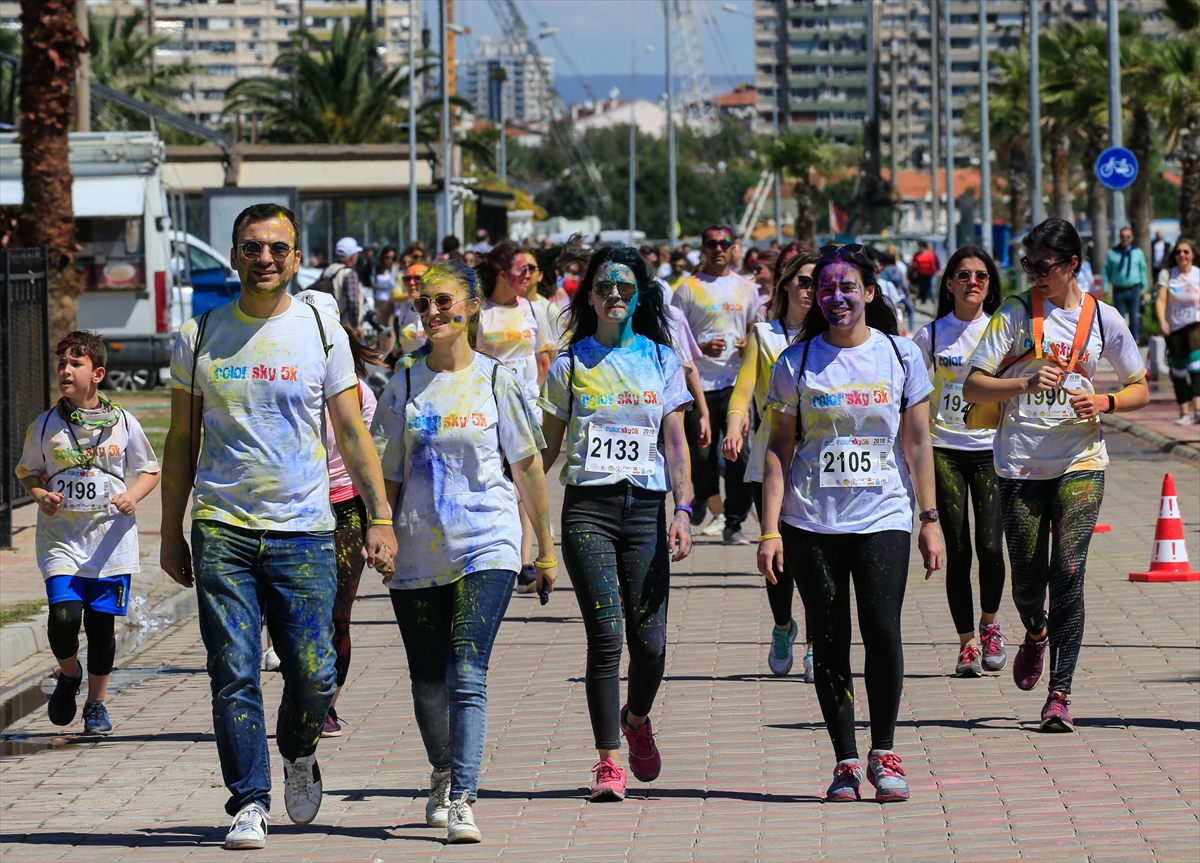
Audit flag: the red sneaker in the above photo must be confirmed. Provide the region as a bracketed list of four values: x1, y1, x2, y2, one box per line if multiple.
[589, 758, 627, 802]
[620, 705, 662, 782]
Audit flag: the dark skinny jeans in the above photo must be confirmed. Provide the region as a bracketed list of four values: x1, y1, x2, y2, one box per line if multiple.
[561, 482, 671, 750]
[783, 525, 910, 762]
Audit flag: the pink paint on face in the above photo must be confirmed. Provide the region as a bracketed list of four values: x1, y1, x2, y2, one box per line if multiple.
[816, 261, 867, 329]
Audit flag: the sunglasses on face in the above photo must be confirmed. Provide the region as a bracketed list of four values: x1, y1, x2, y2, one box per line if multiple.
[403, 275, 422, 284]
[238, 240, 294, 259]
[954, 269, 990, 283]
[411, 294, 466, 314]
[704, 238, 734, 251]
[593, 279, 638, 301]
[1020, 256, 1071, 277]
[512, 266, 531, 278]
[796, 275, 814, 290]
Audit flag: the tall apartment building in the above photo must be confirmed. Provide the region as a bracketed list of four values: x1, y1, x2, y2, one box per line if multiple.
[456, 36, 554, 124]
[753, 0, 1174, 170]
[0, 0, 425, 127]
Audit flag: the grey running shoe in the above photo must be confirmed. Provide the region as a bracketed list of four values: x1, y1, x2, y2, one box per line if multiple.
[282, 753, 322, 825]
[955, 641, 983, 678]
[426, 769, 452, 827]
[722, 526, 751, 545]
[803, 645, 815, 684]
[1039, 690, 1075, 733]
[447, 793, 481, 843]
[224, 802, 268, 850]
[768, 619, 797, 676]
[826, 759, 863, 802]
[979, 623, 1007, 672]
[867, 750, 910, 802]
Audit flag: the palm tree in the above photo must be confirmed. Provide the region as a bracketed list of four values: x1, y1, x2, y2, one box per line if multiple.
[1117, 15, 1158, 256]
[764, 131, 845, 246]
[982, 48, 1032, 236]
[18, 0, 83, 347]
[88, 9, 196, 121]
[225, 18, 426, 144]
[1156, 0, 1200, 237]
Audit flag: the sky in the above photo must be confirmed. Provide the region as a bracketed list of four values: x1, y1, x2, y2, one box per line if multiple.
[451, 0, 755, 96]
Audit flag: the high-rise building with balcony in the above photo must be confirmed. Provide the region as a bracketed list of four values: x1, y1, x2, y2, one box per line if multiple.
[456, 36, 555, 124]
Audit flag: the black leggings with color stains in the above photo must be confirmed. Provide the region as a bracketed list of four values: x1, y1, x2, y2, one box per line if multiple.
[1000, 470, 1104, 695]
[933, 447, 1007, 635]
[332, 495, 367, 688]
[782, 525, 910, 762]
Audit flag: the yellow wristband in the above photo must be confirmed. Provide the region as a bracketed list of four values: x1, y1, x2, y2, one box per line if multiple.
[758, 533, 782, 543]
[534, 558, 557, 569]
[369, 518, 393, 527]
[728, 409, 746, 418]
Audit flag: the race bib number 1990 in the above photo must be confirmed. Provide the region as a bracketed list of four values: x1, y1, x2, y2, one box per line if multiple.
[585, 422, 657, 475]
[1018, 373, 1084, 420]
[819, 436, 890, 487]
[53, 468, 111, 512]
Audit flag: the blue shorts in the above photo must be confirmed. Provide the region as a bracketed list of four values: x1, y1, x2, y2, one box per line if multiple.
[45, 574, 132, 616]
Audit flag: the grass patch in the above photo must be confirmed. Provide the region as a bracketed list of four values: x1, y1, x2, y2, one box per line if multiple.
[0, 599, 46, 628]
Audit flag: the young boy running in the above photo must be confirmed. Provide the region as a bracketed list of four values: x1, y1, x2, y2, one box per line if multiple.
[15, 331, 160, 735]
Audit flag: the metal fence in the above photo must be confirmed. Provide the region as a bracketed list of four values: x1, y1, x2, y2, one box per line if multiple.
[1, 247, 50, 549]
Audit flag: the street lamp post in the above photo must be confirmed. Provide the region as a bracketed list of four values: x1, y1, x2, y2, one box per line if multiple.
[630, 44, 653, 241]
[665, 2, 677, 250]
[1029, 0, 1044, 226]
[490, 65, 508, 185]
[979, 0, 992, 256]
[943, 0, 956, 251]
[440, 0, 451, 245]
[1107, 0, 1124, 244]
[408, 0, 418, 246]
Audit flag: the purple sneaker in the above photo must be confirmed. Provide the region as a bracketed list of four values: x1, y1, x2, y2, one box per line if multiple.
[319, 707, 342, 738]
[1039, 690, 1075, 733]
[1013, 631, 1049, 691]
[620, 705, 661, 782]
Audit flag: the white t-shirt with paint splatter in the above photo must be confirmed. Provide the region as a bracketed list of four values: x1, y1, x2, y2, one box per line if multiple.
[171, 298, 357, 532]
[912, 313, 995, 452]
[476, 296, 555, 412]
[670, 271, 760, 391]
[372, 353, 544, 589]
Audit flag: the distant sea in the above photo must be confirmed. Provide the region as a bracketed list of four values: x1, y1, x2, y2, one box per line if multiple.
[555, 73, 751, 108]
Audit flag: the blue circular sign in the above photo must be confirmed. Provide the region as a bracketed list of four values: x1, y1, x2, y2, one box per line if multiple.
[1095, 147, 1138, 191]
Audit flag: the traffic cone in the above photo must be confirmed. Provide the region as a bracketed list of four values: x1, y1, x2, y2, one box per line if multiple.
[1129, 473, 1200, 583]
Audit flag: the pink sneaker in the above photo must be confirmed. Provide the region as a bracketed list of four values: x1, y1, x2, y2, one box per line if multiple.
[1013, 631, 1049, 691]
[1039, 690, 1075, 733]
[589, 758, 627, 802]
[620, 706, 661, 782]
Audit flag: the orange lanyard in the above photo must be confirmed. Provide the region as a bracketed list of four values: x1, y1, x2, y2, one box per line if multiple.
[1031, 292, 1096, 375]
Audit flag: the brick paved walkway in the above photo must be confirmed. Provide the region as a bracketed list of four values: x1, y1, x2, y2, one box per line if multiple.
[1, 431, 1197, 862]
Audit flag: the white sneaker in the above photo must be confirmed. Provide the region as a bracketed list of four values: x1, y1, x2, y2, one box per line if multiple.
[447, 793, 481, 844]
[263, 646, 281, 672]
[700, 514, 726, 536]
[425, 769, 452, 827]
[224, 802, 268, 850]
[767, 619, 797, 676]
[1174, 413, 1194, 426]
[282, 753, 323, 825]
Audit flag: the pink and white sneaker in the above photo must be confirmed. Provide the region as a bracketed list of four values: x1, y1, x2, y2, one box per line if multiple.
[589, 758, 627, 802]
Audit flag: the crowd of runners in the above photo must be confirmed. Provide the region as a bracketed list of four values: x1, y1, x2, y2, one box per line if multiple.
[19, 200, 1187, 849]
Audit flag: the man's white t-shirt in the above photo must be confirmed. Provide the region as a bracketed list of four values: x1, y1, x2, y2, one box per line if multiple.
[671, 271, 760, 391]
[912, 313, 996, 452]
[170, 298, 357, 531]
[969, 293, 1145, 479]
[16, 409, 159, 578]
[372, 354, 544, 589]
[768, 330, 933, 534]
[477, 296, 555, 411]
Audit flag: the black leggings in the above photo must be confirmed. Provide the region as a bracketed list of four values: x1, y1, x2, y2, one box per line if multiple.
[1165, 323, 1200, 405]
[1000, 471, 1104, 695]
[47, 601, 116, 677]
[782, 526, 910, 762]
[561, 482, 670, 751]
[685, 385, 752, 532]
[751, 480, 809, 640]
[332, 496, 367, 687]
[933, 448, 1007, 635]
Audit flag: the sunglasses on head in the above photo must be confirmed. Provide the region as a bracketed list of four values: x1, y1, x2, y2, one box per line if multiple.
[1019, 256, 1072, 277]
[411, 294, 466, 315]
[592, 279, 638, 301]
[238, 240, 294, 259]
[704, 238, 734, 251]
[954, 269, 990, 283]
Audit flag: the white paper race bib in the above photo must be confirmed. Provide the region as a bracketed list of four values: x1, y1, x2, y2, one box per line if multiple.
[1018, 373, 1083, 420]
[936, 381, 967, 427]
[818, 436, 890, 487]
[1170, 303, 1198, 326]
[585, 422, 657, 475]
[53, 468, 111, 512]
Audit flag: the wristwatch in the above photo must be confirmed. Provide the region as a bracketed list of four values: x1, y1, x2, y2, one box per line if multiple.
[918, 508, 940, 524]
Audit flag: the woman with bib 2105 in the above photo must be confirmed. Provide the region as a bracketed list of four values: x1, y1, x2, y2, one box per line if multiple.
[911, 247, 1008, 679]
[758, 244, 945, 804]
[963, 219, 1147, 733]
[539, 247, 694, 802]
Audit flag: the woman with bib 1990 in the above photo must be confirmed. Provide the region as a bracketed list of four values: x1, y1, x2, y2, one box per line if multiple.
[539, 247, 694, 803]
[758, 243, 945, 804]
[963, 219, 1147, 733]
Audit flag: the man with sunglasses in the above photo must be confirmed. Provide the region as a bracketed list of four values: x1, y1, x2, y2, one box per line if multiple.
[671, 225, 760, 544]
[160, 204, 397, 850]
[1102, 227, 1150, 343]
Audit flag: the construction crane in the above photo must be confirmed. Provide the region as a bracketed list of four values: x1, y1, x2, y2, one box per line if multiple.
[486, 0, 612, 212]
[737, 169, 774, 240]
[665, 0, 719, 138]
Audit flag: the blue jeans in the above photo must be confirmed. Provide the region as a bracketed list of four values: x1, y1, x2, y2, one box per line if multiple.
[192, 520, 337, 816]
[390, 569, 515, 801]
[1111, 285, 1141, 342]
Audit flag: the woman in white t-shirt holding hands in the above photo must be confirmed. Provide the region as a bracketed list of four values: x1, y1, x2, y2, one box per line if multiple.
[758, 243, 944, 804]
[963, 219, 1148, 734]
[1154, 238, 1200, 425]
[372, 259, 555, 844]
[912, 247, 1008, 679]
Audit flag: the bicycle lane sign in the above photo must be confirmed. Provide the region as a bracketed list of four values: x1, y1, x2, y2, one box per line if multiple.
[1095, 147, 1138, 191]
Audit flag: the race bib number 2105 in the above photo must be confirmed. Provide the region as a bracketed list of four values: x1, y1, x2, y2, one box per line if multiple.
[819, 436, 890, 487]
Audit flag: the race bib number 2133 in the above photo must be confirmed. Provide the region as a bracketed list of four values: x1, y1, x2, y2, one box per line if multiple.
[585, 422, 657, 475]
